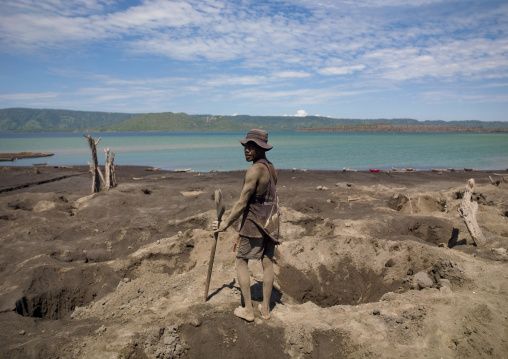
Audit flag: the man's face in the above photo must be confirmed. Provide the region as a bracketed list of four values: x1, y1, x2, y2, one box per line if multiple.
[243, 142, 262, 162]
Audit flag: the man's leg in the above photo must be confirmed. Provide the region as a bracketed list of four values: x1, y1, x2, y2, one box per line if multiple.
[259, 255, 274, 319]
[235, 257, 254, 321]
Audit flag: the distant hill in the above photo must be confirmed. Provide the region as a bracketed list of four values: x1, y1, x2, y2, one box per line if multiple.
[106, 113, 255, 131]
[0, 108, 135, 131]
[222, 115, 508, 131]
[223, 115, 402, 130]
[299, 123, 508, 133]
[0, 108, 507, 132]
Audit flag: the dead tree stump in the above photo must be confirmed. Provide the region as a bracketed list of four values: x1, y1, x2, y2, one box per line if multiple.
[85, 135, 117, 192]
[458, 178, 487, 246]
[104, 148, 117, 190]
[110, 152, 117, 188]
[84, 135, 102, 193]
[104, 148, 111, 189]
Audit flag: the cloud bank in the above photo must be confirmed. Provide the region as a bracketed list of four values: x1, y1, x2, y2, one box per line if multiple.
[0, 0, 507, 121]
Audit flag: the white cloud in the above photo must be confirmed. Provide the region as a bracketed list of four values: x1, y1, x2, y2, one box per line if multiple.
[1, 0, 110, 16]
[231, 86, 379, 106]
[273, 71, 312, 78]
[204, 75, 268, 86]
[344, 0, 446, 7]
[318, 65, 366, 76]
[295, 110, 307, 117]
[360, 37, 508, 81]
[0, 92, 59, 100]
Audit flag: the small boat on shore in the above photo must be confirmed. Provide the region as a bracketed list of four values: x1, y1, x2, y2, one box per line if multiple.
[370, 169, 380, 172]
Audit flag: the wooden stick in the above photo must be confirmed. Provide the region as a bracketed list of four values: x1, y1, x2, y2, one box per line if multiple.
[104, 148, 111, 189]
[110, 152, 116, 187]
[458, 179, 487, 246]
[84, 135, 101, 193]
[204, 189, 226, 301]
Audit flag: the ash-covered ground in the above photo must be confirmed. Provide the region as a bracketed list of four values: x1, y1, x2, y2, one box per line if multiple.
[1, 166, 507, 359]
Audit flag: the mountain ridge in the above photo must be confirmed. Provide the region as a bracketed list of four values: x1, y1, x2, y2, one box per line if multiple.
[0, 108, 507, 132]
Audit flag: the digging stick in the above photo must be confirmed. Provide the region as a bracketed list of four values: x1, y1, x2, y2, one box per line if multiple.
[204, 189, 225, 301]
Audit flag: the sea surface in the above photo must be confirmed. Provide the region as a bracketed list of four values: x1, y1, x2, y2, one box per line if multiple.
[1, 131, 507, 172]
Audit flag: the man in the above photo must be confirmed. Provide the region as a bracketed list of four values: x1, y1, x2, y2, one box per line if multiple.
[213, 129, 279, 322]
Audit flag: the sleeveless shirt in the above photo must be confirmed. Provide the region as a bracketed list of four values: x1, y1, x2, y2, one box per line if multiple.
[239, 159, 279, 242]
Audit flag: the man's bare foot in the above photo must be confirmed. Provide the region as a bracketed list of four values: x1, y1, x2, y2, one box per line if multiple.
[234, 306, 254, 322]
[258, 304, 270, 320]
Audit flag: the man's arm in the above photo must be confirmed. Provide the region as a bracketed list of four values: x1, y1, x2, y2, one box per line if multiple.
[215, 165, 261, 233]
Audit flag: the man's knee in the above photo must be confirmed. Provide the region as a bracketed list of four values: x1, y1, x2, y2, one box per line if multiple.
[262, 256, 273, 269]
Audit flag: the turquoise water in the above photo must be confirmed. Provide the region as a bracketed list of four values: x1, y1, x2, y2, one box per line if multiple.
[0, 131, 507, 171]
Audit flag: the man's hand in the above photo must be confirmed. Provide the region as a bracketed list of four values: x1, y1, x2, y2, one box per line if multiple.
[213, 220, 227, 233]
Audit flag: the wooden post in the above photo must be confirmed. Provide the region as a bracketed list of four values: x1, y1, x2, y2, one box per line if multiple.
[84, 135, 102, 193]
[458, 179, 487, 246]
[84, 135, 117, 192]
[104, 148, 111, 190]
[110, 152, 117, 188]
[103, 148, 117, 190]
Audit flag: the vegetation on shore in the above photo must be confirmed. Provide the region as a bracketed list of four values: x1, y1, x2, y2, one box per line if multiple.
[1, 108, 507, 133]
[106, 113, 254, 132]
[0, 108, 134, 132]
[299, 123, 508, 133]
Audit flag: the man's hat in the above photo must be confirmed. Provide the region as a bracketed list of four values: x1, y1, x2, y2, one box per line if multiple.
[239, 129, 273, 151]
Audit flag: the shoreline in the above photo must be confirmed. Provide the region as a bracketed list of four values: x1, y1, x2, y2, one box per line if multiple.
[2, 164, 508, 173]
[2, 165, 507, 196]
[0, 152, 54, 161]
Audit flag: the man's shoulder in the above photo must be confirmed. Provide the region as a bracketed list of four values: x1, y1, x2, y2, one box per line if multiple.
[247, 162, 266, 175]
[256, 161, 276, 174]
[247, 161, 271, 178]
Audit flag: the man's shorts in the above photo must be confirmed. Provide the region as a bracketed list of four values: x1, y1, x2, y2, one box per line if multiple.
[236, 234, 275, 260]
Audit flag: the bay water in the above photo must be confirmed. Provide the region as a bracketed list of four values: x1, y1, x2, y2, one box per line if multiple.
[1, 131, 507, 172]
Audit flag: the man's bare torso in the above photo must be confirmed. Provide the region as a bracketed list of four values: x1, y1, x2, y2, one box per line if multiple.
[251, 161, 277, 197]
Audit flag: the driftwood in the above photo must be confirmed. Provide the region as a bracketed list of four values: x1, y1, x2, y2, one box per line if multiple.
[104, 148, 111, 189]
[84, 136, 117, 193]
[458, 179, 487, 246]
[84, 135, 102, 193]
[104, 148, 117, 190]
[110, 152, 116, 188]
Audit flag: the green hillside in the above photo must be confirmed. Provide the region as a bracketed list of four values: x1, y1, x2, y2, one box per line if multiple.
[222, 115, 429, 130]
[0, 108, 135, 131]
[223, 115, 508, 130]
[223, 115, 376, 130]
[107, 112, 255, 131]
[0, 108, 507, 132]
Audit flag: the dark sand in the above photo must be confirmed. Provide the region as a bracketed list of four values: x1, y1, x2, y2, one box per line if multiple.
[0, 165, 507, 358]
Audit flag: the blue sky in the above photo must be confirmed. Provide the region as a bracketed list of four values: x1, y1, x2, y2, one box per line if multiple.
[0, 0, 507, 121]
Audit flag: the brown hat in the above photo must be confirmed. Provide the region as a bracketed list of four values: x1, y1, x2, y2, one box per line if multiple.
[239, 129, 273, 151]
